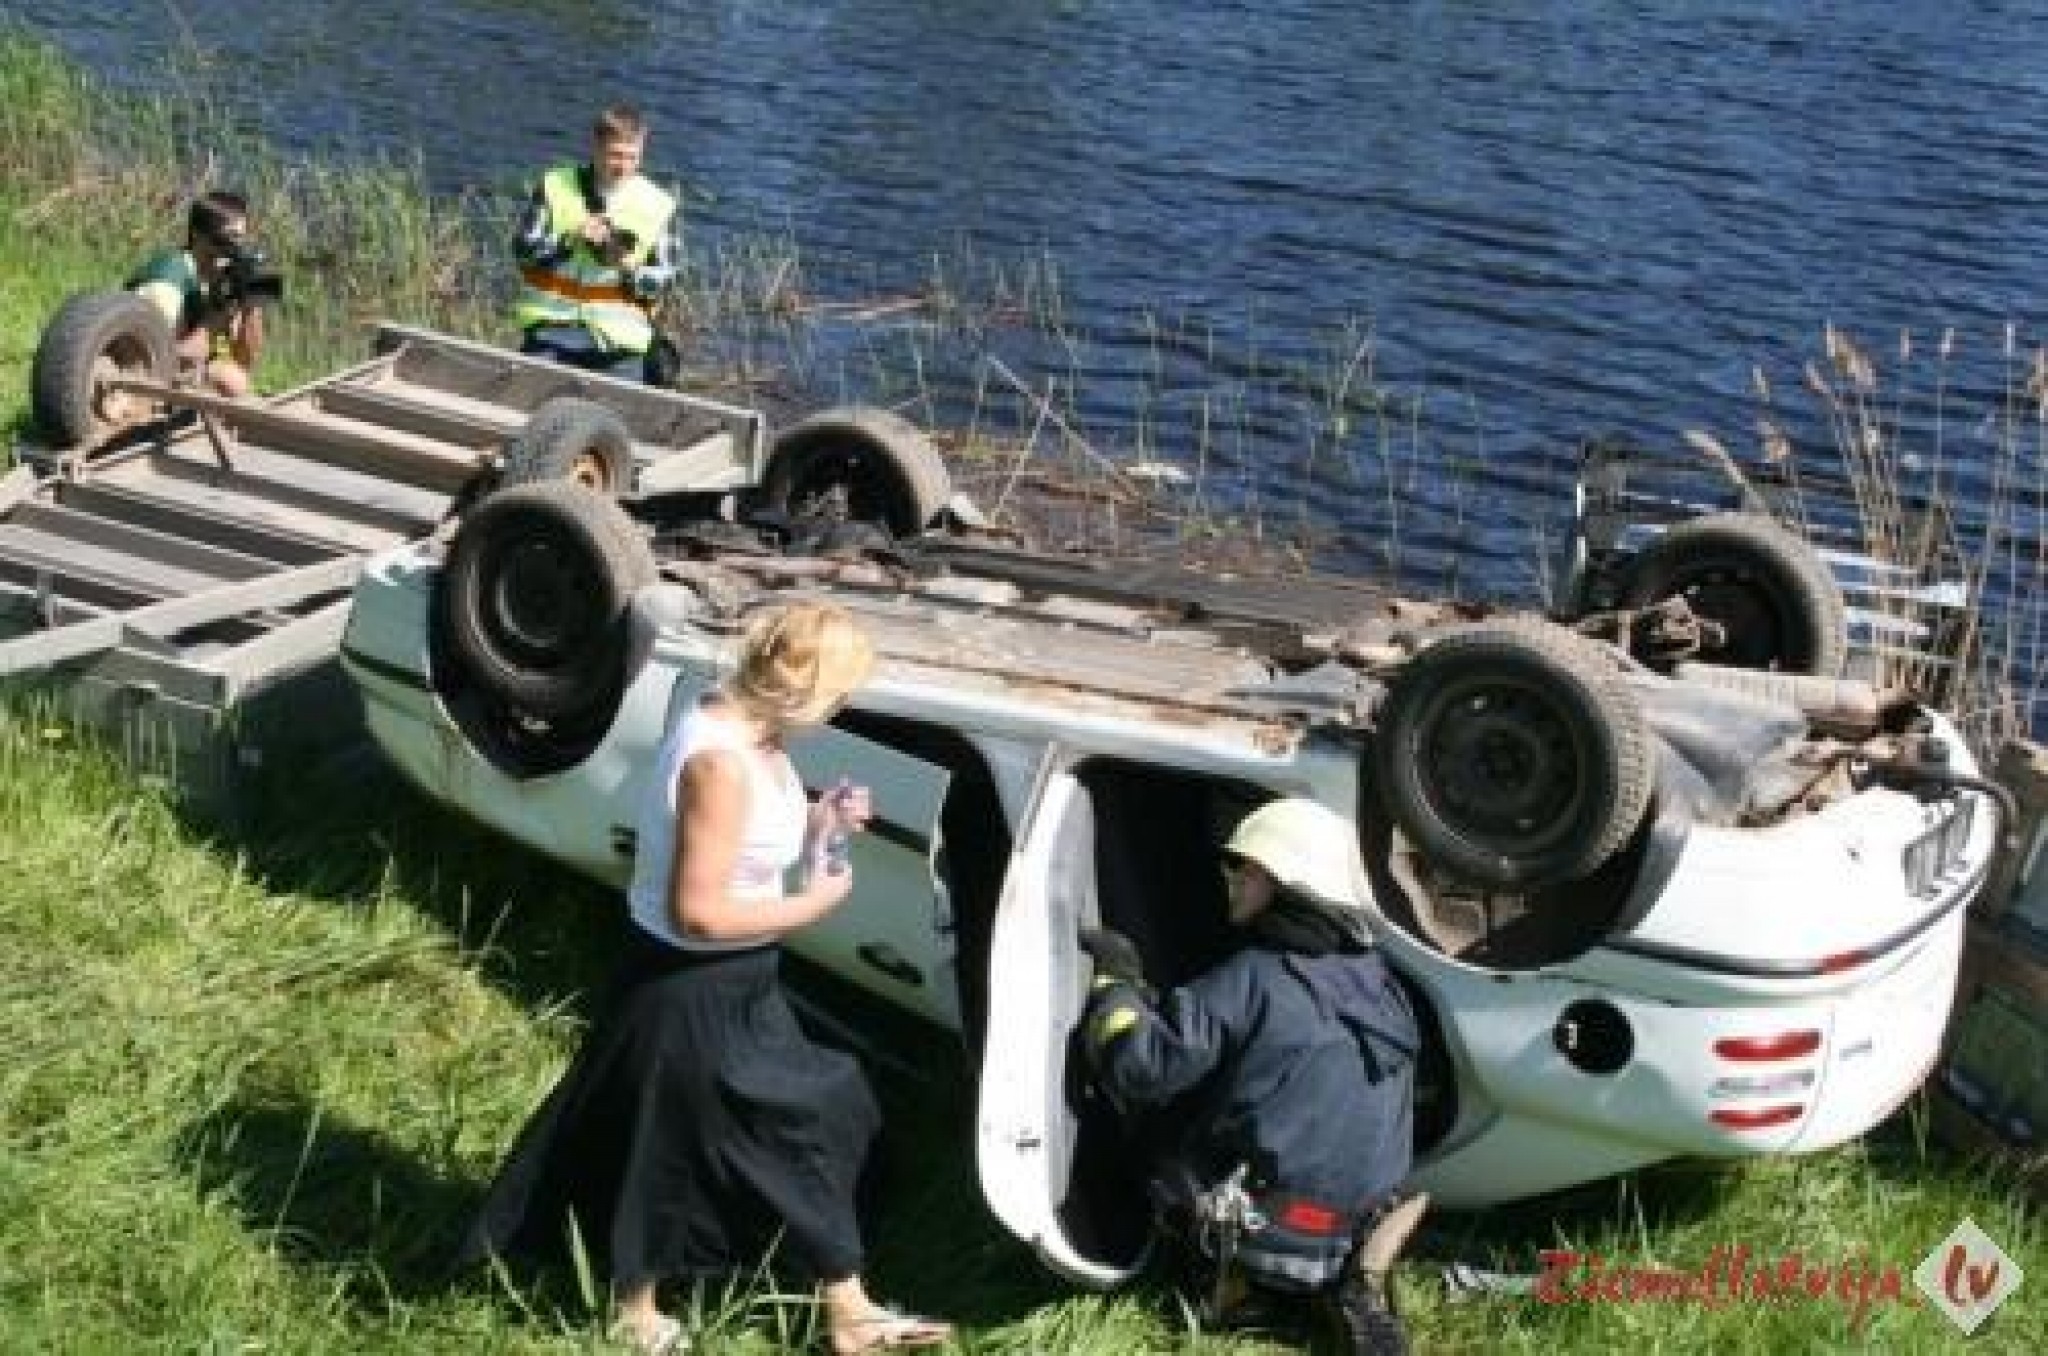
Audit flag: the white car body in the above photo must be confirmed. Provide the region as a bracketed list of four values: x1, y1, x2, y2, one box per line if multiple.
[340, 529, 1998, 1287]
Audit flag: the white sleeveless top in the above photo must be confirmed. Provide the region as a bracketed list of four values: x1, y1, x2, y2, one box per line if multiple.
[627, 702, 808, 951]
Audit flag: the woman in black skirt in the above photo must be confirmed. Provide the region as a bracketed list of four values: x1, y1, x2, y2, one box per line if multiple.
[459, 601, 952, 1354]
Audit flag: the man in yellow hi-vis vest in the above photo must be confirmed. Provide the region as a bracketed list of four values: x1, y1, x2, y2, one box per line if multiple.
[513, 103, 679, 385]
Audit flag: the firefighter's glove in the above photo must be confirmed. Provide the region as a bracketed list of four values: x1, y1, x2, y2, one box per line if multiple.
[1079, 927, 1151, 996]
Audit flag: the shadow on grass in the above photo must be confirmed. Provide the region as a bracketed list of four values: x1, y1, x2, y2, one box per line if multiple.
[177, 1092, 494, 1308]
[183, 741, 1066, 1332]
[1856, 1094, 2043, 1205]
[177, 738, 1765, 1330]
[190, 741, 624, 1024]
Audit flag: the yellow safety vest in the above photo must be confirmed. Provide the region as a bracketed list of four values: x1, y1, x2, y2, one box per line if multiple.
[514, 165, 676, 354]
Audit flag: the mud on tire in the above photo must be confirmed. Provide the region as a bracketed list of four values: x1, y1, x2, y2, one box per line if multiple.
[30, 291, 175, 448]
[1617, 511, 1848, 676]
[758, 406, 952, 538]
[439, 482, 657, 721]
[1370, 620, 1654, 890]
[499, 395, 636, 494]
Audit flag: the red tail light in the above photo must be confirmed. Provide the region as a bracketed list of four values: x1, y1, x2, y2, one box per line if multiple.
[1714, 1030, 1822, 1062]
[1709, 1104, 1806, 1130]
[1816, 950, 1870, 974]
[1279, 1200, 1343, 1235]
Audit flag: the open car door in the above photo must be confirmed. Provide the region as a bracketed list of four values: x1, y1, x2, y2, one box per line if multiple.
[785, 724, 958, 1030]
[975, 766, 1148, 1289]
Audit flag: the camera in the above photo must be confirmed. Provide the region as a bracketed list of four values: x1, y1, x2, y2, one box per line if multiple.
[598, 224, 640, 266]
[213, 237, 285, 307]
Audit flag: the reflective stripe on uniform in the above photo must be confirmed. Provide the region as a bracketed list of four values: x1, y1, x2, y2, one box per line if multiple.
[1089, 1003, 1141, 1048]
[514, 165, 675, 353]
[517, 264, 632, 304]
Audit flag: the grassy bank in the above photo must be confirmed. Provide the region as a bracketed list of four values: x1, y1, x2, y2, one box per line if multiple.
[1, 27, 2043, 1355]
[3, 712, 2041, 1356]
[0, 27, 497, 422]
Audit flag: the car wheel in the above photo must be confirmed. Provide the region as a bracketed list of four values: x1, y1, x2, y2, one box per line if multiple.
[758, 406, 952, 537]
[30, 291, 175, 448]
[1617, 511, 1847, 676]
[1370, 621, 1654, 890]
[439, 482, 656, 720]
[499, 395, 635, 495]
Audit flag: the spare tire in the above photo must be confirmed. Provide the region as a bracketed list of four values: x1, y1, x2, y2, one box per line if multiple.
[500, 395, 636, 494]
[1370, 621, 1654, 890]
[30, 291, 175, 448]
[1618, 512, 1847, 676]
[439, 482, 657, 720]
[759, 406, 951, 537]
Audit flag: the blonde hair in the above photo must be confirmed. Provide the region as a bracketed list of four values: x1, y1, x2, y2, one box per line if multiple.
[728, 601, 875, 728]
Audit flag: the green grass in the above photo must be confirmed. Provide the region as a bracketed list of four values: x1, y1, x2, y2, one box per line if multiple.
[1, 26, 2043, 1355]
[0, 23, 499, 442]
[1, 709, 2042, 1355]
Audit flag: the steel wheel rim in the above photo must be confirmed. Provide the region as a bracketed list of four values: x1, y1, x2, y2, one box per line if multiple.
[1413, 673, 1589, 856]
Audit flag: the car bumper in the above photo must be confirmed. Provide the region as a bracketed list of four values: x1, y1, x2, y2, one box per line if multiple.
[1403, 906, 1966, 1206]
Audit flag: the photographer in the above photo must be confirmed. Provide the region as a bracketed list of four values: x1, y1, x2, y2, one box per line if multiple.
[126, 190, 279, 397]
[513, 103, 680, 386]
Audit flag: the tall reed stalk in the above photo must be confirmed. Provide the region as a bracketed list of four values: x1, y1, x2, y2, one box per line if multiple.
[1756, 322, 2046, 751]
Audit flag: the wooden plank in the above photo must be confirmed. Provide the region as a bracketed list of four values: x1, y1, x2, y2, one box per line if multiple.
[106, 380, 487, 495]
[56, 481, 343, 566]
[315, 380, 517, 449]
[0, 557, 359, 678]
[0, 613, 123, 674]
[0, 464, 35, 514]
[11, 502, 280, 581]
[0, 553, 170, 614]
[134, 451, 440, 545]
[0, 523, 226, 598]
[60, 645, 231, 707]
[119, 556, 363, 640]
[205, 598, 354, 692]
[374, 324, 760, 456]
[0, 587, 105, 634]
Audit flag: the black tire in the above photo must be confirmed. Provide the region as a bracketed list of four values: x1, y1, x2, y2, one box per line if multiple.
[759, 406, 952, 537]
[1371, 621, 1654, 890]
[30, 291, 175, 448]
[440, 483, 657, 720]
[499, 396, 636, 494]
[1618, 512, 1848, 676]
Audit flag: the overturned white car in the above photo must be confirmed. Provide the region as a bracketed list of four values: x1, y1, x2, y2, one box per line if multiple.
[339, 453, 2002, 1287]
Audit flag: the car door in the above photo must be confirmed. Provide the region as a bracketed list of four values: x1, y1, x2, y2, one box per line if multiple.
[974, 764, 1145, 1289]
[785, 724, 958, 1029]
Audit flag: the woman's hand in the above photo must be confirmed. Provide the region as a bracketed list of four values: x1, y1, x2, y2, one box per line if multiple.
[810, 779, 873, 837]
[802, 858, 857, 915]
[807, 779, 873, 870]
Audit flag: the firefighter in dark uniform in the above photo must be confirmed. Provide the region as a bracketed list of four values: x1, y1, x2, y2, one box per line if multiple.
[1079, 798, 1429, 1356]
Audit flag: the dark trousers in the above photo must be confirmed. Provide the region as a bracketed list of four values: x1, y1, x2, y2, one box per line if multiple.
[520, 324, 652, 384]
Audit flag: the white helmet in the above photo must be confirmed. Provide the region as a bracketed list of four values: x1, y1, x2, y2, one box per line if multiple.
[1224, 798, 1372, 912]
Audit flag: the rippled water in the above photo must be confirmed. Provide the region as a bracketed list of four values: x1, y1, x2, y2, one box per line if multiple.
[13, 2, 2046, 660]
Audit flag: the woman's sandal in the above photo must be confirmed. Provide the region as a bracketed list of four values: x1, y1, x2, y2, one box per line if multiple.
[608, 1312, 689, 1355]
[827, 1305, 952, 1354]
